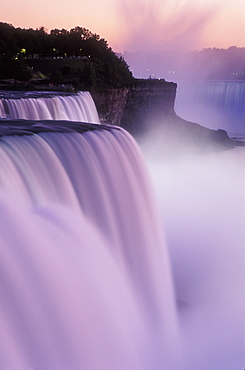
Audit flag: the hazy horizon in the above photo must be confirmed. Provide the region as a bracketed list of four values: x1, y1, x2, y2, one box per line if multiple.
[1, 0, 244, 54]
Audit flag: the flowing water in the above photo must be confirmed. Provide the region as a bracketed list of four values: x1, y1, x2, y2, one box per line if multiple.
[175, 80, 245, 139]
[0, 89, 244, 369]
[0, 92, 179, 369]
[0, 91, 100, 123]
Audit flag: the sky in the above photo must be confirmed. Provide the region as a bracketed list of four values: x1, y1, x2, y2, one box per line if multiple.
[1, 0, 244, 53]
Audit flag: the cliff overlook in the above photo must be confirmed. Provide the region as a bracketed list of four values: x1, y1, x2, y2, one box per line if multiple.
[0, 22, 241, 154]
[91, 79, 238, 155]
[91, 79, 176, 125]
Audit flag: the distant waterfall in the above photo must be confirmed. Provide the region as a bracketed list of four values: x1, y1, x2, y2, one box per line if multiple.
[175, 80, 245, 138]
[0, 91, 100, 123]
[195, 81, 245, 112]
[0, 91, 178, 369]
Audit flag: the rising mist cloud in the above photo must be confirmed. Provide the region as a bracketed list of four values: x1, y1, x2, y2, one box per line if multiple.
[116, 0, 245, 80]
[117, 0, 219, 52]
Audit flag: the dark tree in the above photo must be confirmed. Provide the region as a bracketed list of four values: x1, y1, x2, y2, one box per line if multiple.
[0, 22, 134, 87]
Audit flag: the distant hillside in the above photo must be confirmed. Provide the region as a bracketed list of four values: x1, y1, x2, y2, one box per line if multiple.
[123, 46, 245, 80]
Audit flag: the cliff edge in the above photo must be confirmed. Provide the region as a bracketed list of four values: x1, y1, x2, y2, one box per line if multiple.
[91, 79, 240, 154]
[91, 79, 176, 127]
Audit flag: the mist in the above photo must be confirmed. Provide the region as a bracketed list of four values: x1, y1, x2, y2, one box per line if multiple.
[115, 0, 244, 80]
[123, 4, 245, 360]
[118, 0, 218, 52]
[138, 132, 244, 369]
[123, 47, 244, 82]
[119, 0, 213, 80]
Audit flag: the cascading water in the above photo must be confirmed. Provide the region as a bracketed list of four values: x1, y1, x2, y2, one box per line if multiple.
[175, 80, 245, 138]
[0, 92, 179, 369]
[0, 91, 100, 123]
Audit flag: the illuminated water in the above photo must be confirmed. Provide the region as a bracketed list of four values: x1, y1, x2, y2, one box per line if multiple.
[0, 90, 244, 369]
[175, 80, 245, 139]
[0, 92, 178, 369]
[0, 91, 99, 123]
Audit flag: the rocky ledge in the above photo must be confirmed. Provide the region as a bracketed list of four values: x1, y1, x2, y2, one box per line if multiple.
[91, 79, 243, 154]
[91, 79, 176, 126]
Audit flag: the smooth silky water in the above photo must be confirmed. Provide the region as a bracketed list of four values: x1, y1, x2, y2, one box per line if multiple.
[175, 80, 245, 138]
[1, 89, 244, 369]
[0, 91, 99, 123]
[0, 92, 179, 369]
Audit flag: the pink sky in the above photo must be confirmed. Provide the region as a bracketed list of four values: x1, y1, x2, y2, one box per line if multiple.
[1, 0, 244, 52]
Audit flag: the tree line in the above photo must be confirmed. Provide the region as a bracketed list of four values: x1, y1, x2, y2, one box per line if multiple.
[0, 22, 133, 88]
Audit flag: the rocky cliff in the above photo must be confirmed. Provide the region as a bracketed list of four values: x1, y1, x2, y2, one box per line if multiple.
[91, 79, 176, 127]
[91, 87, 130, 125]
[91, 79, 240, 154]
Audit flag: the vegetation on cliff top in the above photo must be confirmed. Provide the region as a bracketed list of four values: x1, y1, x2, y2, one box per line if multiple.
[0, 22, 133, 89]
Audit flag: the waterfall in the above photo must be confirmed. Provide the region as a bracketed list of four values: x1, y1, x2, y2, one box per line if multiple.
[175, 80, 245, 138]
[195, 81, 245, 113]
[0, 91, 100, 123]
[0, 92, 179, 369]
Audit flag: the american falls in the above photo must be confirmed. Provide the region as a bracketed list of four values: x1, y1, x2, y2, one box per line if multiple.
[0, 91, 179, 369]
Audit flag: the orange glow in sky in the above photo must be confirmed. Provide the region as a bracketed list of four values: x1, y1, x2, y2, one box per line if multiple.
[0, 0, 244, 52]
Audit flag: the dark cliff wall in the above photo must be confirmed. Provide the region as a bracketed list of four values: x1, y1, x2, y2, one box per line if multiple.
[91, 88, 129, 125]
[91, 79, 237, 153]
[120, 80, 177, 135]
[91, 79, 177, 131]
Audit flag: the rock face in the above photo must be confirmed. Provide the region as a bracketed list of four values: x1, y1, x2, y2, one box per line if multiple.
[91, 88, 129, 125]
[120, 80, 177, 135]
[91, 79, 239, 153]
[91, 79, 177, 128]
